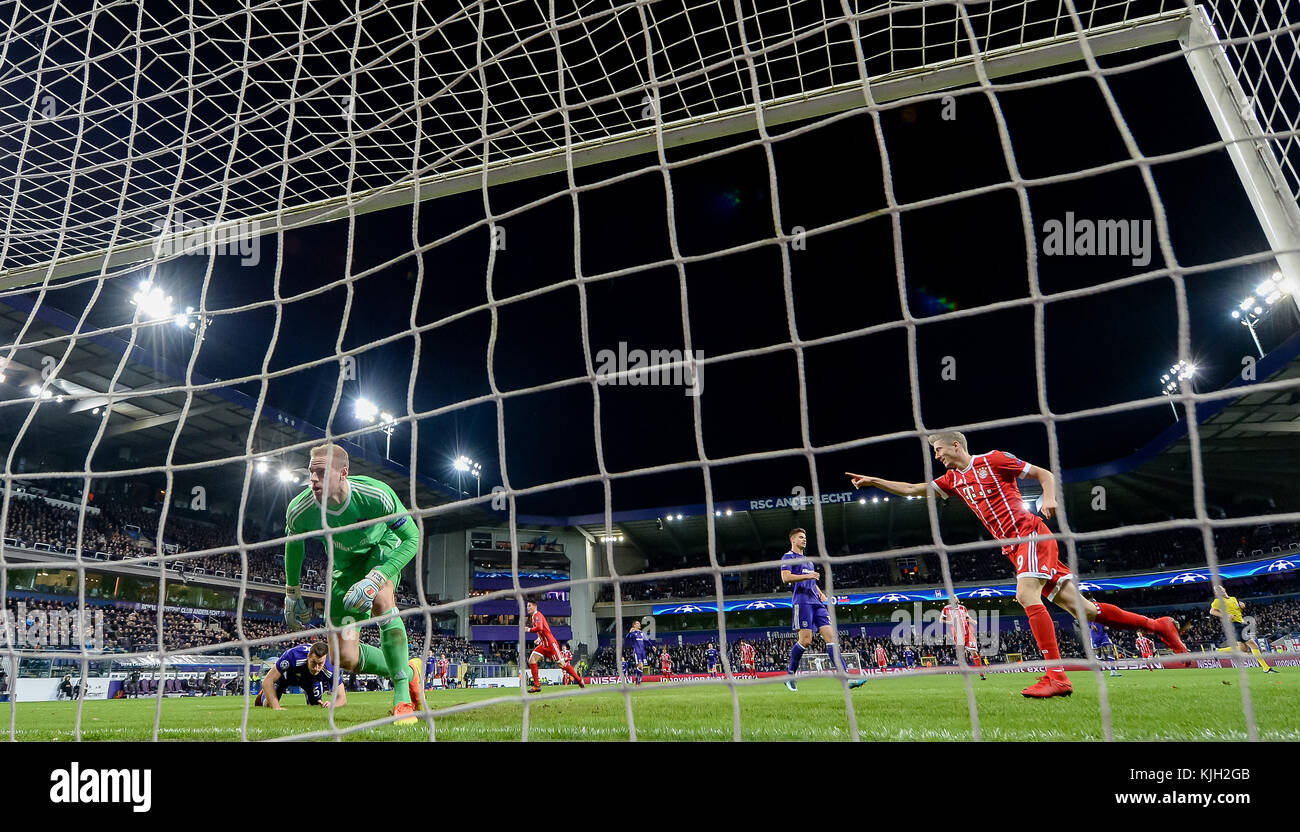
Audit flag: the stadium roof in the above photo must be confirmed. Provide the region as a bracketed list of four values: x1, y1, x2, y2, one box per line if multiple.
[0, 293, 470, 514]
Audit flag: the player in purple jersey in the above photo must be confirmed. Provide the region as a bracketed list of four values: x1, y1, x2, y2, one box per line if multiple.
[780, 528, 865, 692]
[255, 641, 347, 709]
[706, 643, 720, 678]
[1087, 611, 1122, 678]
[624, 619, 652, 685]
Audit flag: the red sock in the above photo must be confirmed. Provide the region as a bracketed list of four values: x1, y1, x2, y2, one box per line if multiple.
[530, 663, 539, 686]
[1025, 604, 1067, 679]
[1095, 602, 1156, 632]
[564, 664, 580, 682]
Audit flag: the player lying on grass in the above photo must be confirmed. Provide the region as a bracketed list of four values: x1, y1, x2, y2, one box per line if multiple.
[254, 641, 348, 709]
[525, 597, 584, 693]
[847, 431, 1190, 699]
[282, 443, 423, 724]
[781, 528, 867, 692]
[1210, 584, 1278, 673]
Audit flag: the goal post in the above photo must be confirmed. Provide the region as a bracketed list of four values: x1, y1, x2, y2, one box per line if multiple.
[799, 651, 866, 675]
[1181, 4, 1300, 295]
[4, 4, 1296, 294]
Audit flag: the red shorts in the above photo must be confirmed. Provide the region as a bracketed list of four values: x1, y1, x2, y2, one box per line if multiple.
[1140, 650, 1154, 659]
[531, 641, 561, 661]
[661, 665, 672, 674]
[741, 661, 755, 672]
[1005, 521, 1073, 600]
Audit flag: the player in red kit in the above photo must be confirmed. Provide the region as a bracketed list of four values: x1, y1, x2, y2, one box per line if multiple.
[739, 640, 756, 673]
[660, 648, 673, 681]
[525, 598, 584, 693]
[1135, 632, 1157, 670]
[848, 431, 1189, 699]
[874, 644, 888, 670]
[942, 601, 986, 680]
[560, 644, 574, 685]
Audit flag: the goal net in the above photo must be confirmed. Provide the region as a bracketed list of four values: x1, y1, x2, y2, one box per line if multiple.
[1, 0, 1298, 742]
[799, 651, 866, 676]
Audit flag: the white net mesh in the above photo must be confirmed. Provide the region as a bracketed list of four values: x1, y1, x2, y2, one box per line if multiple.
[1, 0, 1298, 741]
[1210, 0, 1300, 203]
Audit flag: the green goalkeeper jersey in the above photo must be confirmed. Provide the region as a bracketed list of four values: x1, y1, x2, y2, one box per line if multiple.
[283, 475, 418, 588]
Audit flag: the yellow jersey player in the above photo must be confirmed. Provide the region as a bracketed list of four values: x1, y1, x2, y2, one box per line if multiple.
[1209, 585, 1277, 673]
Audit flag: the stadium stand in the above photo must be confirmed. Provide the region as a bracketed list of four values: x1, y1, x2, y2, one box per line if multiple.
[588, 593, 1300, 675]
[593, 523, 1300, 603]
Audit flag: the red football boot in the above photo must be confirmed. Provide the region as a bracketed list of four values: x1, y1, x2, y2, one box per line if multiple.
[1021, 674, 1073, 698]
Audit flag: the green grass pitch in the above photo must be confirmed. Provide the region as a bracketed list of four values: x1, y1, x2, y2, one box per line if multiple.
[6, 669, 1293, 741]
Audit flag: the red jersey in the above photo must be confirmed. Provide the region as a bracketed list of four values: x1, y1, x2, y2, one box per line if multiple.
[1136, 635, 1154, 658]
[932, 451, 1037, 553]
[660, 652, 672, 669]
[739, 644, 755, 663]
[561, 648, 573, 665]
[875, 646, 888, 665]
[942, 604, 976, 647]
[528, 611, 557, 648]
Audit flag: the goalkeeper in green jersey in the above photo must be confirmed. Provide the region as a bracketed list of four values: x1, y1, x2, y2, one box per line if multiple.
[282, 443, 423, 724]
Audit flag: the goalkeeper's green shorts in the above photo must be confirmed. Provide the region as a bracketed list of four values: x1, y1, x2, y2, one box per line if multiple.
[327, 559, 383, 628]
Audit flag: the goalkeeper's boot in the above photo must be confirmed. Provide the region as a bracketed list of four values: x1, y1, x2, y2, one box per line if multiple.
[389, 701, 418, 725]
[848, 678, 866, 690]
[1153, 616, 1191, 668]
[784, 677, 797, 692]
[1020, 674, 1072, 698]
[407, 658, 424, 708]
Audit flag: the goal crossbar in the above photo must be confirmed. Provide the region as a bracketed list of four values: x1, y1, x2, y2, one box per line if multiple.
[0, 8, 1200, 294]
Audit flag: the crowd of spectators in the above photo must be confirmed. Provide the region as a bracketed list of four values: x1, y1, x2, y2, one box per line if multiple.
[3, 484, 341, 591]
[1177, 596, 1300, 649]
[2, 595, 456, 662]
[3, 494, 138, 558]
[596, 558, 893, 603]
[420, 636, 517, 665]
[593, 523, 1300, 604]
[586, 593, 1300, 675]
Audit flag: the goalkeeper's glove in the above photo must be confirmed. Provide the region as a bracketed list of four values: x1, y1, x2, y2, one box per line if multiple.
[342, 568, 388, 616]
[284, 586, 312, 629]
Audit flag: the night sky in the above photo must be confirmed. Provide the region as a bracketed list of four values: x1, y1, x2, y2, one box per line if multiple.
[9, 27, 1299, 520]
